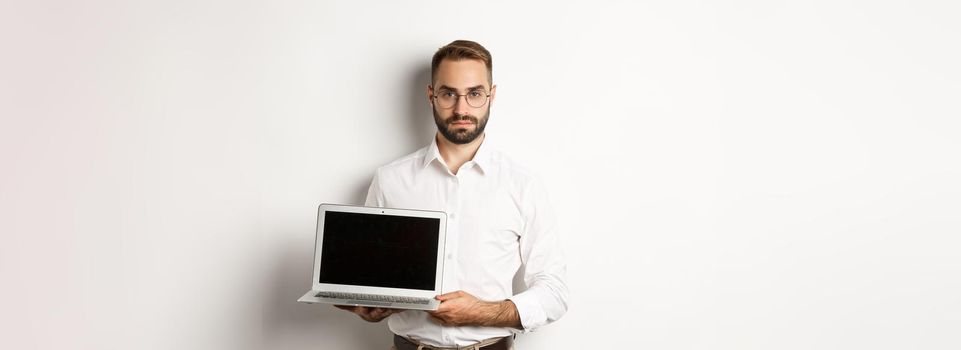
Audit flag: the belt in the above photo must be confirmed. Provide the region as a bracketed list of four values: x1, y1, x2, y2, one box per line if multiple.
[393, 334, 514, 350]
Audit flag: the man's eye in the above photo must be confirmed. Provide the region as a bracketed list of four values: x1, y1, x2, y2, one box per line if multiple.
[439, 91, 456, 98]
[468, 91, 484, 98]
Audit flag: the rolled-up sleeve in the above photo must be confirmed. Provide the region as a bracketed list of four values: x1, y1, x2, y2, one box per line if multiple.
[507, 178, 569, 332]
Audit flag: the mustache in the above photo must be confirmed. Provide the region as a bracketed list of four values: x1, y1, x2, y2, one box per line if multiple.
[447, 115, 478, 124]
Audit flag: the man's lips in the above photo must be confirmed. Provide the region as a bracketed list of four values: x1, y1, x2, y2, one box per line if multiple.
[450, 120, 475, 127]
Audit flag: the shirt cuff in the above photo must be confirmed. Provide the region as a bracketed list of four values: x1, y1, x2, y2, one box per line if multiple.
[508, 289, 547, 333]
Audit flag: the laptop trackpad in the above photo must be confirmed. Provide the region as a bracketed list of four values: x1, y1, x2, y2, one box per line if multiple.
[350, 300, 390, 306]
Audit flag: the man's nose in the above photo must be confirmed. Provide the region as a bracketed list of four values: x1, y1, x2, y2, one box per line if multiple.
[453, 95, 471, 115]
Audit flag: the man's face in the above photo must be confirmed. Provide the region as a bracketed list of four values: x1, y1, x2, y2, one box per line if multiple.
[428, 59, 496, 145]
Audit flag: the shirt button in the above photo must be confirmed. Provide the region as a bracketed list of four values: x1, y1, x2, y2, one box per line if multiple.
[450, 212, 456, 219]
[446, 253, 453, 260]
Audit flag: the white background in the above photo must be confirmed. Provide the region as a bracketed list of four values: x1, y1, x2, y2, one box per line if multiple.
[2, 1, 959, 349]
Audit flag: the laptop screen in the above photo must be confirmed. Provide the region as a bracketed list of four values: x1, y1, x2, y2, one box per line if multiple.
[319, 211, 440, 291]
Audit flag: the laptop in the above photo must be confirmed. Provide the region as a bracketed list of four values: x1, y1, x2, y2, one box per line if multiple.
[297, 203, 447, 310]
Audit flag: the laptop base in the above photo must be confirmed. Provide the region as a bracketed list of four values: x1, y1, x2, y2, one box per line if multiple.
[298, 290, 440, 311]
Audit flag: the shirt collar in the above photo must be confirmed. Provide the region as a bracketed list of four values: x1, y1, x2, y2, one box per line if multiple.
[422, 134, 493, 175]
[422, 136, 444, 169]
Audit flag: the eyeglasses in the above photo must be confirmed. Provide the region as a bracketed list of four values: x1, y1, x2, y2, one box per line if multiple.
[431, 87, 491, 109]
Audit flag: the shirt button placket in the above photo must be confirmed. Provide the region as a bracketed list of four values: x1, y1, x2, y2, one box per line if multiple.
[448, 175, 460, 221]
[443, 175, 460, 292]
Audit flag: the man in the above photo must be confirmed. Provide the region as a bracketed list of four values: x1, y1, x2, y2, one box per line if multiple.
[337, 40, 569, 350]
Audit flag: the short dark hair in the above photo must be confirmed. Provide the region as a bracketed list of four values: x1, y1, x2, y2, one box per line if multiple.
[431, 40, 493, 85]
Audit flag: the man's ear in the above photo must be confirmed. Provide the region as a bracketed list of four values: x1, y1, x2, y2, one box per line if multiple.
[489, 84, 497, 105]
[426, 84, 434, 106]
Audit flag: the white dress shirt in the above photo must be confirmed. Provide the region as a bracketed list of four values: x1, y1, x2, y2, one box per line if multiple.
[364, 135, 569, 347]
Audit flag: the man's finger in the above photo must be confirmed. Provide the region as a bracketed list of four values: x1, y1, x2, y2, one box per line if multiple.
[360, 308, 379, 321]
[435, 291, 462, 301]
[356, 306, 373, 316]
[334, 305, 356, 312]
[373, 307, 397, 315]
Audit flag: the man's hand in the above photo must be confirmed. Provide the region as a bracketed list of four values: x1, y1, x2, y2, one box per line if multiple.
[334, 305, 402, 323]
[427, 290, 522, 329]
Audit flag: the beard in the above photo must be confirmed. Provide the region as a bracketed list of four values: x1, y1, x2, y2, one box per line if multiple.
[432, 105, 489, 145]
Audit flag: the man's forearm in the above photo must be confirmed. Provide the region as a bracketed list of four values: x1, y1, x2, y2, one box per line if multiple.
[476, 300, 522, 329]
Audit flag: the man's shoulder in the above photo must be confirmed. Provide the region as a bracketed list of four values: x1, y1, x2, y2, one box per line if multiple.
[486, 148, 543, 188]
[372, 146, 429, 176]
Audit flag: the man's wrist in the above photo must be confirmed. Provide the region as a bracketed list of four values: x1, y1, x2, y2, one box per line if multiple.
[476, 300, 522, 329]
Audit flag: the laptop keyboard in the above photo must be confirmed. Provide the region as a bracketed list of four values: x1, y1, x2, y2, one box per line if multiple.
[316, 291, 431, 305]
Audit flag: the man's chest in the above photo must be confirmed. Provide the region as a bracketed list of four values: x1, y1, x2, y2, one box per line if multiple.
[383, 176, 524, 259]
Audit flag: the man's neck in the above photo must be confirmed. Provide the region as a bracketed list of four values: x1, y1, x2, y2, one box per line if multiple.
[436, 132, 485, 175]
